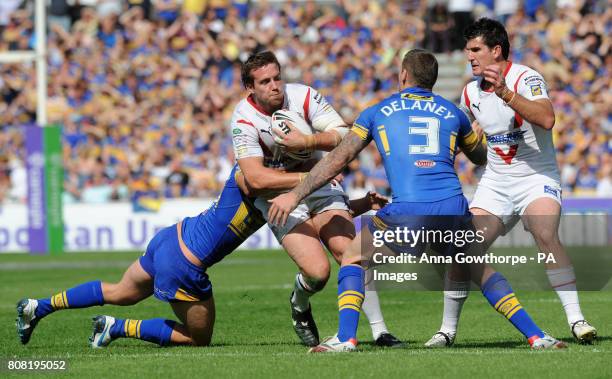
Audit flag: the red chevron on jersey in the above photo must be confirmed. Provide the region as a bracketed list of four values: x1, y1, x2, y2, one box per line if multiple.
[493, 145, 519, 164]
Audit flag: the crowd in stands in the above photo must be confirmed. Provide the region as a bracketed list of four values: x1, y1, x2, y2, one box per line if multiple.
[0, 0, 610, 205]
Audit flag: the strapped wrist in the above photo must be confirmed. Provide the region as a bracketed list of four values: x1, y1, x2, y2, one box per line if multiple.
[305, 135, 316, 151]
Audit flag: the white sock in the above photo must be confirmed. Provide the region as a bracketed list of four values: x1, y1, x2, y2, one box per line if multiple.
[363, 268, 388, 340]
[439, 274, 470, 336]
[291, 273, 314, 312]
[546, 266, 585, 325]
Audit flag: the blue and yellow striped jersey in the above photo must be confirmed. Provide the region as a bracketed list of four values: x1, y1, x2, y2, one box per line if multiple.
[180, 165, 265, 267]
[351, 87, 476, 203]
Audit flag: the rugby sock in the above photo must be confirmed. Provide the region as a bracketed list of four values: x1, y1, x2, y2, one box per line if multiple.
[439, 275, 470, 336]
[546, 266, 585, 325]
[35, 281, 104, 319]
[337, 265, 365, 343]
[291, 273, 315, 312]
[481, 272, 544, 342]
[110, 318, 176, 346]
[362, 269, 388, 340]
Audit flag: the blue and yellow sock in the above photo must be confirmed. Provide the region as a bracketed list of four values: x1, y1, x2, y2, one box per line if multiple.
[109, 318, 176, 346]
[337, 265, 365, 343]
[481, 272, 544, 342]
[35, 281, 104, 319]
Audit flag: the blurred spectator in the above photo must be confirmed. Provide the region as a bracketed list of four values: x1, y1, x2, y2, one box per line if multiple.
[0, 1, 23, 28]
[346, 170, 375, 200]
[449, 0, 474, 51]
[0, 0, 609, 204]
[427, 3, 452, 53]
[48, 0, 71, 32]
[164, 158, 190, 198]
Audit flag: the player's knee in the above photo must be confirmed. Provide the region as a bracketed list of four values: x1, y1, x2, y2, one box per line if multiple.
[188, 327, 213, 346]
[532, 227, 560, 248]
[302, 274, 328, 293]
[302, 261, 330, 285]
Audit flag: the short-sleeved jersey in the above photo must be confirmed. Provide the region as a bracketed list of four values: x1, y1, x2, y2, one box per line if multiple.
[230, 83, 345, 170]
[460, 62, 559, 180]
[352, 87, 477, 203]
[180, 165, 265, 268]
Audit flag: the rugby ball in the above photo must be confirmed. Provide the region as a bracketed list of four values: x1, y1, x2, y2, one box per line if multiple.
[270, 109, 314, 160]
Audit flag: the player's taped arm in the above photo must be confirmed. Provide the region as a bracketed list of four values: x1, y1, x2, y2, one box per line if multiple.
[459, 130, 487, 166]
[292, 131, 369, 202]
[500, 92, 555, 130]
[236, 157, 305, 192]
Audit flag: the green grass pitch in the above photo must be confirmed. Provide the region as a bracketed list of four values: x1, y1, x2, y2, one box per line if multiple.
[1, 249, 610, 378]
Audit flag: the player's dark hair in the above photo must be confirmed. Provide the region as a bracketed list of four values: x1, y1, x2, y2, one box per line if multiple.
[241, 51, 281, 89]
[464, 18, 510, 60]
[401, 49, 438, 90]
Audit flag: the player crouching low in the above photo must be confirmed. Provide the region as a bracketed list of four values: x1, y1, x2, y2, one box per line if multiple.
[16, 166, 393, 349]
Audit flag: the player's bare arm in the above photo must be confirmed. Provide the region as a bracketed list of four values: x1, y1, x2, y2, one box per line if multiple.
[237, 157, 305, 192]
[267, 131, 368, 226]
[239, 166, 387, 215]
[235, 166, 345, 197]
[274, 123, 347, 152]
[483, 66, 555, 129]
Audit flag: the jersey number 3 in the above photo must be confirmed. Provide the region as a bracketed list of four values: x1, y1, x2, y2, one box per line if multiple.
[408, 116, 440, 155]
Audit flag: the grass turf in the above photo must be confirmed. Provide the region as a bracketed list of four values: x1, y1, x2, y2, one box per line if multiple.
[1, 249, 610, 378]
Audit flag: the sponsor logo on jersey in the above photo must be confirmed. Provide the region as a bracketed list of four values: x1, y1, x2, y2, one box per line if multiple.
[236, 146, 248, 157]
[524, 75, 542, 84]
[401, 93, 434, 101]
[313, 92, 323, 104]
[544, 185, 560, 199]
[232, 128, 241, 135]
[414, 160, 436, 168]
[472, 102, 481, 112]
[486, 130, 526, 145]
[530, 85, 542, 96]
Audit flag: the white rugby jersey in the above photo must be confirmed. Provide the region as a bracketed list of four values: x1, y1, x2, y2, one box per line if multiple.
[230, 83, 346, 170]
[460, 62, 560, 180]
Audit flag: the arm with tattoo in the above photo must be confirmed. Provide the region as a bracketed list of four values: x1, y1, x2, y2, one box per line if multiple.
[292, 131, 369, 202]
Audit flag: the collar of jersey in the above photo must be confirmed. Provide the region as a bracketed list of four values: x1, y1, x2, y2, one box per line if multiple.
[399, 86, 433, 95]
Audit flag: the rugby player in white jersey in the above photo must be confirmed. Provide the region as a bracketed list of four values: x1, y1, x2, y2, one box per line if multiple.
[230, 51, 401, 348]
[426, 18, 597, 348]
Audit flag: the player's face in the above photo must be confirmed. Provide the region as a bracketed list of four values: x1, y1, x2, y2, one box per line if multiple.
[465, 37, 500, 77]
[248, 63, 284, 112]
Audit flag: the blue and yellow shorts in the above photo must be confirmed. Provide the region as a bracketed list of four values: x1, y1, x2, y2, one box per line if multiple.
[368, 194, 473, 256]
[139, 223, 212, 302]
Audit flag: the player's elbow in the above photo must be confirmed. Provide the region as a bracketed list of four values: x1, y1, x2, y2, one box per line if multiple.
[540, 116, 555, 130]
[245, 176, 267, 191]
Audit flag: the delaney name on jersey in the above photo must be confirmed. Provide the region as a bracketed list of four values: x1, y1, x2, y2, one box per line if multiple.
[380, 99, 457, 120]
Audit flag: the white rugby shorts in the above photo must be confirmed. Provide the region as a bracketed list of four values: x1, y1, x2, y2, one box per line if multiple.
[255, 181, 349, 242]
[470, 171, 562, 232]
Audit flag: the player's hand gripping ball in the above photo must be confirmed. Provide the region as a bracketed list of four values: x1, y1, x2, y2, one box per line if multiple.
[270, 109, 314, 160]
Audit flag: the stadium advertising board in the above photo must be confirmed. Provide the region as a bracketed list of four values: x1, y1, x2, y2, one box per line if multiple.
[0, 200, 282, 252]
